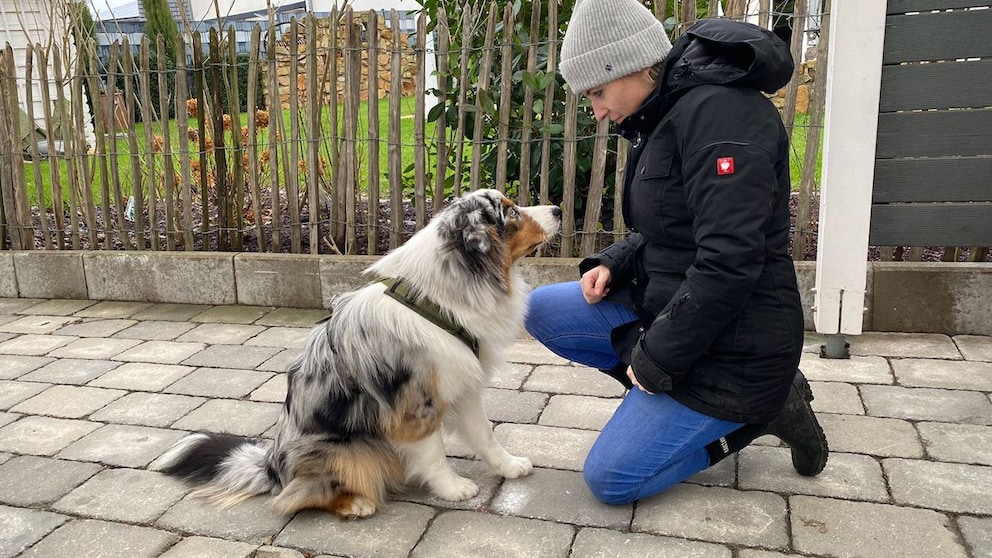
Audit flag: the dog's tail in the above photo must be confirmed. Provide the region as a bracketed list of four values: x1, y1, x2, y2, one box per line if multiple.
[158, 432, 276, 508]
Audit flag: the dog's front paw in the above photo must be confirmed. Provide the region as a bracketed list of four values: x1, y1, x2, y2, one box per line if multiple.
[431, 475, 480, 501]
[496, 455, 533, 479]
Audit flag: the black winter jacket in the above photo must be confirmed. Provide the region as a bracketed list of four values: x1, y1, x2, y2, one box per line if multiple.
[579, 19, 804, 423]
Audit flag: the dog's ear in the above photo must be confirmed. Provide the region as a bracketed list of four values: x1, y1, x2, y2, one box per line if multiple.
[438, 191, 504, 254]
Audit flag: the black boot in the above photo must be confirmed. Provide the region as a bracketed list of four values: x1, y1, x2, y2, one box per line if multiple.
[763, 370, 828, 476]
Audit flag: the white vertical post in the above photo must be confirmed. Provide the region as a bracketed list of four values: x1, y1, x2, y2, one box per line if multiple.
[813, 0, 887, 335]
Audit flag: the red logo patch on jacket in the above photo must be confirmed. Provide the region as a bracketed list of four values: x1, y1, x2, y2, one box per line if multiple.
[716, 157, 735, 175]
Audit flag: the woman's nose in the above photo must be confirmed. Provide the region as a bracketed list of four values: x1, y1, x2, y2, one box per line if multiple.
[590, 98, 609, 121]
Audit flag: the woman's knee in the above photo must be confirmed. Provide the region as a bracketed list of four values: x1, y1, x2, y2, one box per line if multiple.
[582, 452, 639, 505]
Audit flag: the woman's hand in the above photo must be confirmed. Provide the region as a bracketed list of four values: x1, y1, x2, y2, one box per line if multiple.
[626, 366, 654, 394]
[580, 265, 612, 304]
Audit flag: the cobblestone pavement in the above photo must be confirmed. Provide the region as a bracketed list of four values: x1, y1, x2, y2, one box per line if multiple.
[1, 297, 991, 558]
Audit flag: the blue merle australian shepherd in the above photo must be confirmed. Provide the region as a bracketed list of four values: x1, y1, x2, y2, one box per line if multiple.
[159, 189, 561, 519]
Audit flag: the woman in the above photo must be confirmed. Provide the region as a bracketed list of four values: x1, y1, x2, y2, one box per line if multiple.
[525, 0, 828, 505]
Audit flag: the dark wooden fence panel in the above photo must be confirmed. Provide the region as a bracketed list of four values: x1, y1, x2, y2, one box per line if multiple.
[870, 204, 992, 247]
[873, 158, 992, 203]
[872, 4, 992, 258]
[879, 59, 992, 112]
[883, 8, 992, 63]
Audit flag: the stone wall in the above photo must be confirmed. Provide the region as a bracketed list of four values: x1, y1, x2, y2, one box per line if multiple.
[266, 14, 418, 109]
[771, 58, 816, 115]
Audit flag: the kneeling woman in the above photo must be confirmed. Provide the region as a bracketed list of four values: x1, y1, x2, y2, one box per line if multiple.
[526, 0, 828, 504]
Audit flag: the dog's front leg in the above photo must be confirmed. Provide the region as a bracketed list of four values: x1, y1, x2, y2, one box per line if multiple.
[394, 430, 480, 501]
[449, 391, 533, 479]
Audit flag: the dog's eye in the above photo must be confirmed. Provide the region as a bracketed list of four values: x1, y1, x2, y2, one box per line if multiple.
[506, 207, 519, 220]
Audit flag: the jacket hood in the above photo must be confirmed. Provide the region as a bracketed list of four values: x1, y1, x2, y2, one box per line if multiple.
[664, 19, 794, 95]
[616, 19, 793, 139]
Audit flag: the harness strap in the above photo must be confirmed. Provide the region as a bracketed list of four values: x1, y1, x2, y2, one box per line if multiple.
[380, 277, 480, 357]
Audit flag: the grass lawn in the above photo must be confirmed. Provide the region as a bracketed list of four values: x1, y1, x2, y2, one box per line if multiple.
[22, 95, 434, 210]
[22, 101, 821, 210]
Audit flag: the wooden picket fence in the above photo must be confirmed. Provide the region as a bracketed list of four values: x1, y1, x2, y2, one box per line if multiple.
[0, 0, 837, 259]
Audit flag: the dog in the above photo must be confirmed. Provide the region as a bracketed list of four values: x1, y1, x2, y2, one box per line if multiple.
[158, 189, 561, 519]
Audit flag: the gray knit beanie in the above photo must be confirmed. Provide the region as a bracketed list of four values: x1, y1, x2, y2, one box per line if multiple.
[560, 0, 673, 94]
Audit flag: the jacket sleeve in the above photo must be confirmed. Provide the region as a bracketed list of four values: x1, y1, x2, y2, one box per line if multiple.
[630, 93, 782, 394]
[578, 232, 644, 282]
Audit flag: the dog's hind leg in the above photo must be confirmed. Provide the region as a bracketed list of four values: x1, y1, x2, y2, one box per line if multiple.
[394, 430, 480, 501]
[448, 390, 533, 479]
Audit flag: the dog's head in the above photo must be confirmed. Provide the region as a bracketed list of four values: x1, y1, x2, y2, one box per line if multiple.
[437, 189, 561, 265]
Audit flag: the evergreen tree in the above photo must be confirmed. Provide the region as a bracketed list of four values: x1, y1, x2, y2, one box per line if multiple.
[140, 0, 179, 63]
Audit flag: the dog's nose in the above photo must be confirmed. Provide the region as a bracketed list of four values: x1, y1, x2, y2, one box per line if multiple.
[552, 207, 562, 219]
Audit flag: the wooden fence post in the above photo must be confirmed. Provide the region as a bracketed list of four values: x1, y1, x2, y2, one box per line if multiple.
[0, 46, 32, 250]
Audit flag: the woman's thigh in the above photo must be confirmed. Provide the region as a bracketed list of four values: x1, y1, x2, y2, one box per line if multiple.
[525, 281, 638, 370]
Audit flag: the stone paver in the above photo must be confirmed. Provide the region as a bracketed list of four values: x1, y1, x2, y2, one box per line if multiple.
[0, 380, 50, 410]
[243, 326, 311, 348]
[892, 358, 992, 391]
[90, 392, 206, 428]
[955, 335, 992, 362]
[181, 344, 281, 369]
[73, 301, 154, 319]
[790, 495, 967, 558]
[113, 340, 207, 364]
[0, 505, 69, 558]
[491, 467, 631, 529]
[861, 385, 992, 425]
[191, 305, 274, 324]
[0, 416, 101, 456]
[409, 510, 573, 558]
[88, 362, 195, 392]
[57, 424, 187, 467]
[54, 319, 137, 338]
[539, 394, 621, 431]
[959, 517, 992, 558]
[495, 423, 599, 471]
[172, 400, 282, 436]
[9, 385, 126, 418]
[571, 527, 732, 558]
[799, 353, 893, 384]
[484, 388, 547, 424]
[113, 320, 197, 340]
[2, 301, 991, 558]
[525, 364, 627, 397]
[48, 337, 143, 360]
[158, 536, 258, 558]
[21, 358, 121, 384]
[808, 381, 864, 415]
[634, 484, 789, 549]
[17, 518, 179, 558]
[739, 446, 888, 502]
[917, 422, 992, 465]
[848, 332, 962, 359]
[52, 468, 190, 523]
[883, 458, 992, 514]
[0, 456, 102, 507]
[0, 355, 53, 379]
[176, 323, 266, 345]
[0, 315, 81, 335]
[157, 495, 292, 544]
[817, 413, 924, 458]
[0, 334, 76, 355]
[18, 299, 95, 316]
[249, 374, 287, 402]
[276, 503, 435, 557]
[164, 367, 274, 398]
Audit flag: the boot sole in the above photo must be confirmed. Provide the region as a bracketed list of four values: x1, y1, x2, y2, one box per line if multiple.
[793, 370, 828, 476]
[794, 370, 815, 403]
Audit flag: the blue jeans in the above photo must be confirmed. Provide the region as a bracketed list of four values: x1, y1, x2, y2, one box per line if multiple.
[525, 281, 743, 504]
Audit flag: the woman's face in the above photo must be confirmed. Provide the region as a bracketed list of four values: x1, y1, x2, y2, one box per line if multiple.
[586, 68, 655, 124]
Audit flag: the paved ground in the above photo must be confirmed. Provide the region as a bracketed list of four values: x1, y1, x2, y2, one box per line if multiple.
[1, 297, 991, 558]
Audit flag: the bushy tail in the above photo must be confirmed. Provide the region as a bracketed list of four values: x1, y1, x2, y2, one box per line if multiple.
[158, 432, 276, 508]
